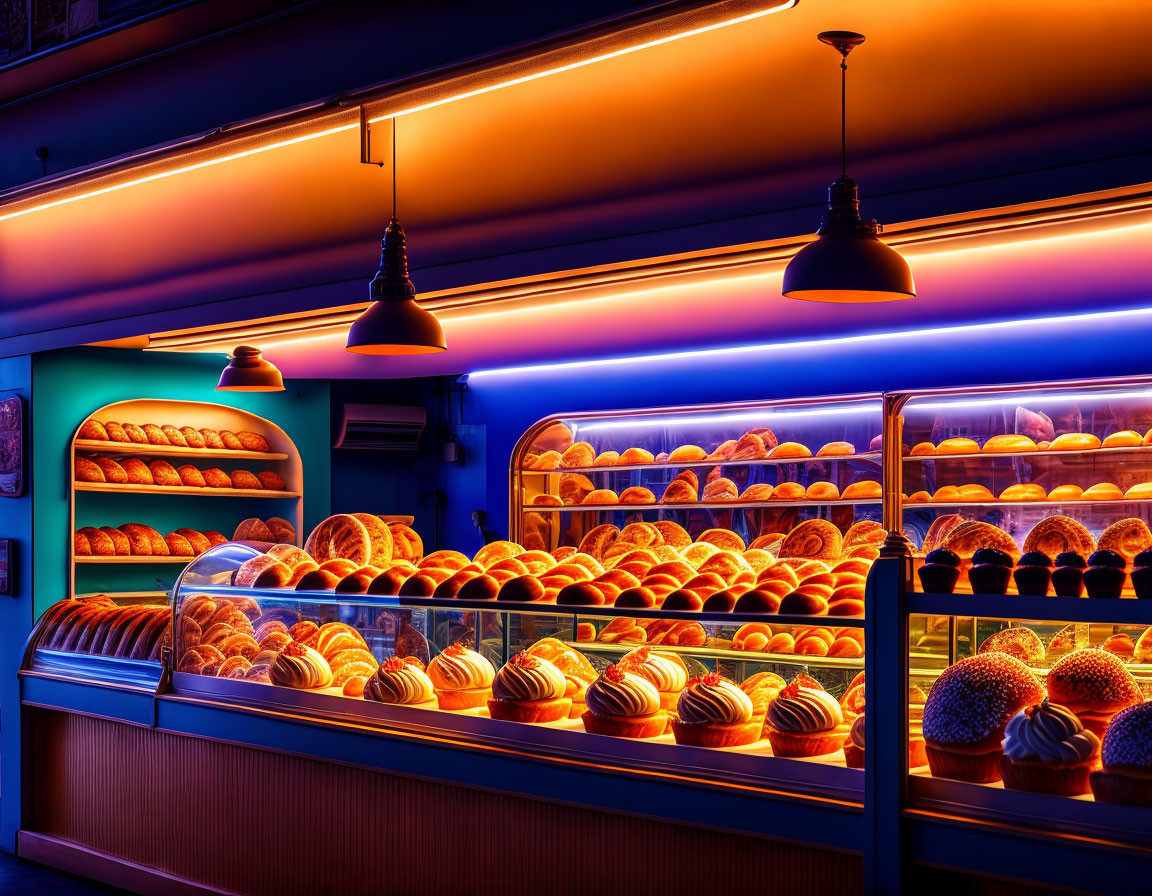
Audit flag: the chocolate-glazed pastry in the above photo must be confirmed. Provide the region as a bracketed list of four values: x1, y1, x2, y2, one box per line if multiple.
[1083, 550, 1126, 599]
[969, 548, 1014, 595]
[1051, 552, 1087, 598]
[918, 549, 961, 594]
[1131, 549, 1152, 599]
[1013, 551, 1052, 596]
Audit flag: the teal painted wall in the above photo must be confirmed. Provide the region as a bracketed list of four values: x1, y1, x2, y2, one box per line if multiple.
[32, 347, 331, 615]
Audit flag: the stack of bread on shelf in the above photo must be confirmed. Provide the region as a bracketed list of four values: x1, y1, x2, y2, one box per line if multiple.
[222, 513, 878, 619]
[906, 427, 1152, 456]
[74, 524, 229, 557]
[31, 595, 171, 660]
[916, 513, 1152, 598]
[78, 419, 270, 452]
[75, 455, 286, 491]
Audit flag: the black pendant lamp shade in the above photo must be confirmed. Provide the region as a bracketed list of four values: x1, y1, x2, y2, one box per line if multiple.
[346, 218, 447, 355]
[783, 31, 915, 303]
[216, 345, 285, 391]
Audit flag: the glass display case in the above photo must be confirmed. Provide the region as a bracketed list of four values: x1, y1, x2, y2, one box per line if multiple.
[891, 378, 1152, 842]
[511, 395, 885, 555]
[159, 541, 866, 795]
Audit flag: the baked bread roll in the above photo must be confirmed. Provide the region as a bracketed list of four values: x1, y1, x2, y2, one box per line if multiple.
[581, 488, 619, 505]
[237, 431, 270, 452]
[906, 491, 930, 503]
[120, 523, 168, 555]
[231, 470, 263, 490]
[77, 420, 109, 441]
[532, 494, 562, 506]
[558, 472, 595, 505]
[78, 527, 115, 556]
[142, 424, 170, 446]
[696, 528, 746, 552]
[233, 518, 275, 542]
[769, 441, 812, 459]
[617, 522, 661, 547]
[148, 460, 181, 486]
[771, 482, 806, 500]
[294, 569, 342, 592]
[219, 430, 243, 450]
[731, 433, 767, 460]
[576, 524, 617, 561]
[651, 521, 691, 551]
[1098, 518, 1152, 562]
[201, 468, 231, 488]
[165, 533, 196, 557]
[842, 481, 881, 500]
[161, 425, 188, 447]
[199, 428, 225, 449]
[75, 457, 106, 483]
[305, 514, 372, 565]
[592, 450, 620, 466]
[708, 439, 737, 460]
[909, 442, 936, 456]
[999, 483, 1046, 501]
[957, 483, 994, 502]
[669, 445, 708, 462]
[982, 434, 1037, 453]
[1124, 482, 1152, 499]
[660, 480, 697, 503]
[1082, 482, 1123, 500]
[179, 427, 206, 448]
[100, 526, 131, 555]
[619, 447, 654, 465]
[941, 521, 1020, 560]
[344, 513, 392, 566]
[739, 484, 774, 502]
[805, 481, 840, 500]
[122, 423, 149, 444]
[117, 458, 152, 485]
[104, 422, 130, 443]
[257, 471, 286, 491]
[816, 441, 855, 456]
[780, 520, 842, 562]
[175, 529, 211, 555]
[529, 450, 560, 470]
[936, 438, 980, 454]
[560, 442, 595, 468]
[388, 523, 423, 562]
[204, 530, 229, 547]
[267, 517, 295, 544]
[176, 465, 206, 488]
[1049, 433, 1101, 451]
[93, 457, 129, 484]
[702, 477, 738, 501]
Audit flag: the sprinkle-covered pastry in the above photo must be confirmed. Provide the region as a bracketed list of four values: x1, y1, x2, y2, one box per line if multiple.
[1045, 648, 1142, 737]
[364, 656, 435, 705]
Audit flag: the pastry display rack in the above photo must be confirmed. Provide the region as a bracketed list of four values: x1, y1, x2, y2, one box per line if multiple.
[511, 395, 884, 552]
[160, 543, 866, 798]
[70, 399, 303, 600]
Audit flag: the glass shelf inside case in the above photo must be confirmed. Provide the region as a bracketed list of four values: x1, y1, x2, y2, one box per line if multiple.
[171, 544, 866, 795]
[514, 396, 884, 559]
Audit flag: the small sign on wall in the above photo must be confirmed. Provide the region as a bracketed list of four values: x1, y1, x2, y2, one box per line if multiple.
[0, 395, 25, 498]
[0, 539, 13, 595]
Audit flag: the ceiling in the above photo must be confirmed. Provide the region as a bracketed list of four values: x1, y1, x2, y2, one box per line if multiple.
[1, 0, 1149, 364]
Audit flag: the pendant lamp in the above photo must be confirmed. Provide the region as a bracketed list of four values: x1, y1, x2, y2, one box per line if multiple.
[346, 120, 447, 354]
[216, 345, 284, 392]
[782, 31, 915, 303]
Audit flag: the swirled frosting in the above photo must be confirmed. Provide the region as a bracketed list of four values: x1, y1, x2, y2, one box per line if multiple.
[767, 683, 843, 733]
[849, 714, 866, 750]
[365, 657, 435, 705]
[621, 646, 688, 693]
[585, 665, 660, 718]
[1003, 699, 1098, 767]
[677, 673, 754, 725]
[427, 643, 495, 691]
[270, 642, 333, 689]
[492, 651, 566, 702]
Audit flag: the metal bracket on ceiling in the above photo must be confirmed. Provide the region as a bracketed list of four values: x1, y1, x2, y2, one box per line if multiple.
[359, 106, 385, 167]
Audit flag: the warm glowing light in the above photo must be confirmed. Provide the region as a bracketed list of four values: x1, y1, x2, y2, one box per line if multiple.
[574, 403, 880, 433]
[467, 304, 1152, 380]
[0, 1, 795, 224]
[912, 389, 1152, 412]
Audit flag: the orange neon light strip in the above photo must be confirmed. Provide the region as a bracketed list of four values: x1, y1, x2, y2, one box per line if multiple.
[0, 1, 795, 224]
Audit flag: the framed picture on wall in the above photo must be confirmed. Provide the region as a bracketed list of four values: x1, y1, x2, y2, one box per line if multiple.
[0, 539, 12, 595]
[0, 395, 24, 498]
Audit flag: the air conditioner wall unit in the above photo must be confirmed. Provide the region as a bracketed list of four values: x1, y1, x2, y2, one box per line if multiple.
[334, 404, 426, 451]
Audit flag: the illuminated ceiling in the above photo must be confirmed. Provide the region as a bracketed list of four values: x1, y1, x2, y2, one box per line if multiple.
[0, 0, 1149, 361]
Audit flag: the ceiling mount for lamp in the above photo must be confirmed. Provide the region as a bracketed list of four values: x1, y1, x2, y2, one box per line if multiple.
[346, 113, 447, 355]
[783, 31, 915, 303]
[216, 345, 285, 391]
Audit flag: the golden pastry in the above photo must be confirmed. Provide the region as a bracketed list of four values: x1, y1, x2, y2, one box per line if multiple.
[1049, 433, 1101, 451]
[619, 447, 655, 465]
[1082, 482, 1123, 501]
[1021, 516, 1095, 560]
[999, 483, 1046, 501]
[619, 486, 656, 504]
[1097, 518, 1152, 561]
[769, 441, 812, 459]
[560, 442, 596, 467]
[780, 520, 842, 562]
[909, 442, 936, 456]
[771, 482, 806, 500]
[982, 434, 1037, 453]
[816, 441, 855, 456]
[936, 438, 980, 454]
[940, 521, 1020, 560]
[1103, 431, 1142, 448]
[669, 445, 708, 462]
[1047, 484, 1084, 501]
[842, 480, 881, 499]
[805, 481, 840, 500]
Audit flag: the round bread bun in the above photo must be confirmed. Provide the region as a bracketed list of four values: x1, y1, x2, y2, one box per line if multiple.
[93, 457, 128, 484]
[816, 441, 854, 457]
[77, 420, 109, 441]
[1125, 482, 1152, 500]
[777, 591, 829, 615]
[769, 441, 812, 459]
[977, 626, 1045, 664]
[367, 567, 409, 595]
[74, 457, 105, 483]
[581, 488, 619, 505]
[560, 441, 595, 468]
[618, 486, 655, 504]
[842, 481, 881, 500]
[669, 445, 708, 462]
[661, 480, 698, 503]
[577, 524, 619, 560]
[909, 442, 936, 456]
[176, 465, 206, 488]
[1082, 482, 1123, 501]
[1047, 484, 1084, 502]
[651, 521, 691, 551]
[957, 484, 995, 502]
[771, 482, 806, 500]
[592, 450, 620, 466]
[932, 486, 962, 502]
[805, 481, 840, 500]
[1049, 433, 1101, 451]
[473, 540, 526, 569]
[619, 447, 655, 465]
[614, 586, 656, 608]
[999, 483, 1046, 501]
[457, 574, 501, 601]
[556, 581, 606, 606]
[695, 528, 746, 553]
[732, 589, 782, 613]
[905, 491, 930, 504]
[739, 484, 774, 502]
[981, 434, 1037, 453]
[936, 438, 980, 455]
[1103, 430, 1143, 449]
